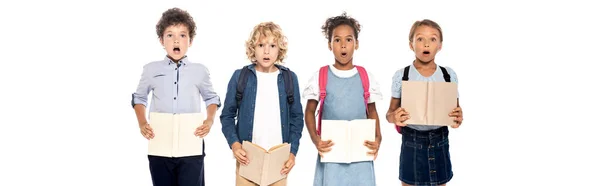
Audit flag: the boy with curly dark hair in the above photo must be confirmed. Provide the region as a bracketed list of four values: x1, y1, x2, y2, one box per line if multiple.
[131, 7, 221, 186]
[302, 12, 383, 186]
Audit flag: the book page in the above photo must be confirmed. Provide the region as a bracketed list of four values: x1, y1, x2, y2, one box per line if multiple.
[263, 143, 290, 186]
[430, 82, 458, 126]
[174, 113, 204, 157]
[239, 141, 266, 184]
[349, 119, 376, 163]
[401, 81, 428, 125]
[148, 112, 174, 157]
[320, 120, 349, 163]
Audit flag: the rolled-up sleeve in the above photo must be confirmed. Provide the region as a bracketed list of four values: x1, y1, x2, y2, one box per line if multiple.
[220, 70, 241, 148]
[131, 65, 151, 108]
[199, 66, 221, 107]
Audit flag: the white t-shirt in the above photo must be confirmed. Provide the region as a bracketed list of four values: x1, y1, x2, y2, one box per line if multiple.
[252, 70, 283, 150]
[302, 64, 383, 103]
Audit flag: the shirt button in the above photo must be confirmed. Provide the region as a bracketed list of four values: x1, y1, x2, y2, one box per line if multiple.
[175, 68, 178, 70]
[174, 97, 177, 100]
[174, 82, 177, 84]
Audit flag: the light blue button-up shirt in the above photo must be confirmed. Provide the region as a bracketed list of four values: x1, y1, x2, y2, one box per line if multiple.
[131, 56, 221, 113]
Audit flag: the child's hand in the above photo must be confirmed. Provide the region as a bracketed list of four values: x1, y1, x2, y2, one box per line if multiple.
[364, 140, 380, 160]
[139, 123, 154, 140]
[281, 153, 296, 175]
[195, 119, 214, 138]
[232, 142, 249, 165]
[392, 107, 410, 126]
[449, 107, 463, 128]
[314, 139, 334, 158]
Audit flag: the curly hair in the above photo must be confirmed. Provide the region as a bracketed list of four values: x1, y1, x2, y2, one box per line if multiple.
[321, 12, 362, 43]
[156, 8, 196, 41]
[409, 19, 443, 42]
[245, 22, 288, 64]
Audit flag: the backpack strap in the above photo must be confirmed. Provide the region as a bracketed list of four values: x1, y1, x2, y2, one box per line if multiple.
[316, 65, 371, 136]
[236, 66, 251, 106]
[439, 66, 451, 82]
[396, 65, 411, 134]
[236, 65, 295, 106]
[355, 65, 370, 114]
[281, 68, 295, 104]
[402, 65, 410, 81]
[316, 66, 329, 136]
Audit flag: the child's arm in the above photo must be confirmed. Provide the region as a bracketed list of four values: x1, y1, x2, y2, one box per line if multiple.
[219, 70, 242, 149]
[386, 69, 410, 126]
[288, 72, 304, 156]
[367, 103, 381, 144]
[447, 67, 463, 128]
[303, 72, 333, 157]
[195, 66, 221, 137]
[131, 65, 153, 139]
[197, 65, 222, 114]
[304, 100, 319, 145]
[281, 71, 304, 175]
[304, 99, 333, 157]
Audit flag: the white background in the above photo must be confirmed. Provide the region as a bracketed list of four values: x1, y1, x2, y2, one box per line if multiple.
[1, 0, 599, 185]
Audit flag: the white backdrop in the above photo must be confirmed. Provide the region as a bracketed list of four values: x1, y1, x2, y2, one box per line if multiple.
[1, 0, 599, 185]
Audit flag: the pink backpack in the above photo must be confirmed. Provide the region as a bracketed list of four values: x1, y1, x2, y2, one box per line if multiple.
[316, 65, 375, 135]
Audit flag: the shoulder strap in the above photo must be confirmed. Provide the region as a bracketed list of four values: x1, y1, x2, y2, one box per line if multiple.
[396, 65, 411, 134]
[355, 66, 370, 114]
[316, 65, 371, 135]
[236, 66, 251, 106]
[402, 65, 410, 81]
[316, 66, 329, 135]
[282, 69, 294, 104]
[440, 66, 451, 82]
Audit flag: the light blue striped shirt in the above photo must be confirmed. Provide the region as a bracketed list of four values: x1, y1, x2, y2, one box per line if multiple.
[131, 56, 221, 114]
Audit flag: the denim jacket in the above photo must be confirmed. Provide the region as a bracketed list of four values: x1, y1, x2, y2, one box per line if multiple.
[220, 64, 304, 155]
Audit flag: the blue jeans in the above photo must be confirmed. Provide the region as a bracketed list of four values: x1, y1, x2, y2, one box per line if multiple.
[399, 126, 453, 186]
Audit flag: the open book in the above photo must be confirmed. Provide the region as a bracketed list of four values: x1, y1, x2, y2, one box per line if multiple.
[147, 112, 204, 157]
[239, 141, 290, 186]
[401, 81, 458, 126]
[320, 119, 375, 163]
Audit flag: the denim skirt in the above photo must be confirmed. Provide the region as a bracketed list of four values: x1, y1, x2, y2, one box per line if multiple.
[399, 126, 453, 186]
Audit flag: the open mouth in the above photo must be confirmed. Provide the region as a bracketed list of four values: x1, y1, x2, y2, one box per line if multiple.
[341, 52, 348, 57]
[423, 51, 430, 55]
[263, 57, 271, 61]
[173, 47, 181, 53]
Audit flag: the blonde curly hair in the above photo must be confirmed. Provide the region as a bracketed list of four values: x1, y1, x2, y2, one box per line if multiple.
[245, 22, 288, 64]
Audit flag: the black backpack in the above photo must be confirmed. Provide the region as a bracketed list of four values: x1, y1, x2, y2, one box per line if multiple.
[235, 65, 295, 106]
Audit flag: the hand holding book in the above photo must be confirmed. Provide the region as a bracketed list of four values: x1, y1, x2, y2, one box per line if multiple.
[139, 123, 154, 140]
[195, 119, 214, 138]
[232, 142, 249, 165]
[448, 106, 463, 128]
[313, 139, 334, 158]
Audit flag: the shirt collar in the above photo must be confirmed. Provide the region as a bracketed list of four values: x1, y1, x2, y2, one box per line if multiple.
[164, 55, 189, 66]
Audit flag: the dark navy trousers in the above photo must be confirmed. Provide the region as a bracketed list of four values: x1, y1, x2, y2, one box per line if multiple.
[148, 141, 206, 186]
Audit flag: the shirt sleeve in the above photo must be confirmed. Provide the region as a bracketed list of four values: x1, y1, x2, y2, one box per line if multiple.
[391, 69, 404, 98]
[198, 65, 222, 107]
[301, 71, 320, 101]
[366, 70, 383, 103]
[131, 64, 152, 108]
